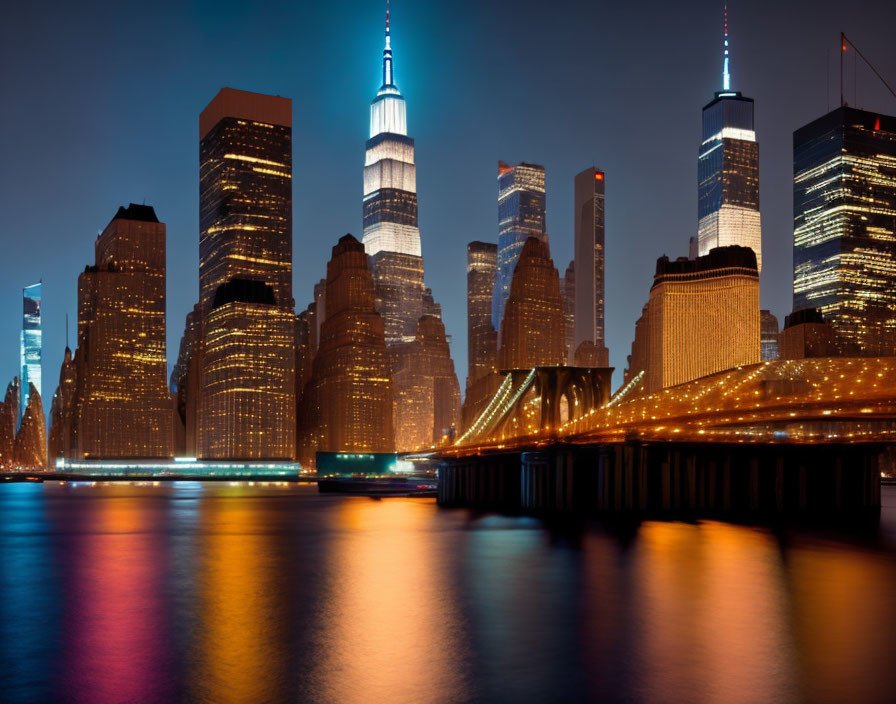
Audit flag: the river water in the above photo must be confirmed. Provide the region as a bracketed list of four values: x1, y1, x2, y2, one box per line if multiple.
[1, 482, 896, 703]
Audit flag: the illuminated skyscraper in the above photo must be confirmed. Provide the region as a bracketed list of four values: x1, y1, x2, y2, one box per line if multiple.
[362, 5, 432, 343]
[624, 246, 759, 394]
[66, 205, 172, 458]
[199, 87, 293, 315]
[697, 9, 761, 271]
[199, 279, 295, 459]
[172, 88, 297, 459]
[297, 235, 394, 467]
[562, 261, 575, 364]
[466, 241, 497, 387]
[573, 168, 610, 366]
[793, 107, 896, 355]
[14, 383, 46, 470]
[497, 237, 565, 370]
[493, 161, 547, 331]
[20, 282, 41, 424]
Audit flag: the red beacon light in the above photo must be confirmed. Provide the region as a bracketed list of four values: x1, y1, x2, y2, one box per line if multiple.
[594, 172, 604, 181]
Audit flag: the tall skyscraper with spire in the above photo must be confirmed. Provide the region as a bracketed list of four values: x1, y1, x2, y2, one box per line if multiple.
[362, 2, 430, 344]
[697, 6, 761, 272]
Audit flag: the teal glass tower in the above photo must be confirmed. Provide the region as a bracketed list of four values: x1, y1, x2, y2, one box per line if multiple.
[20, 282, 41, 423]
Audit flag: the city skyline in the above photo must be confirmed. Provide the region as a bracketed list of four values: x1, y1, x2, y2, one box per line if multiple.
[1, 0, 895, 400]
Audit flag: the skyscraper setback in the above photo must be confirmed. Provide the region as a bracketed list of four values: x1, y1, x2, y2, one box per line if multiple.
[493, 161, 547, 332]
[696, 10, 761, 271]
[793, 106, 896, 355]
[573, 168, 609, 367]
[174, 87, 296, 460]
[20, 282, 41, 424]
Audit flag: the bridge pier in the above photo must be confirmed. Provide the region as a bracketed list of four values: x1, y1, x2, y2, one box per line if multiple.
[438, 441, 883, 517]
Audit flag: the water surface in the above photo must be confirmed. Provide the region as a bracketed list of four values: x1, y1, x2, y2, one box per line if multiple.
[2, 482, 896, 703]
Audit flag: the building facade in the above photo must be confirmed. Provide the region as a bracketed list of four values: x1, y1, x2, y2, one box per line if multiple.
[493, 161, 547, 332]
[793, 106, 896, 355]
[466, 241, 497, 388]
[573, 167, 610, 366]
[65, 205, 172, 458]
[778, 308, 841, 360]
[562, 261, 575, 364]
[497, 237, 566, 371]
[697, 16, 761, 271]
[20, 282, 41, 425]
[625, 246, 760, 394]
[297, 235, 395, 467]
[760, 309, 779, 361]
[173, 88, 297, 459]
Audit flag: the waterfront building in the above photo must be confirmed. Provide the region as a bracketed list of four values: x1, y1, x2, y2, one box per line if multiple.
[625, 246, 760, 394]
[391, 315, 461, 451]
[362, 5, 435, 344]
[199, 279, 296, 459]
[14, 383, 46, 469]
[493, 161, 547, 332]
[20, 282, 41, 424]
[697, 11, 761, 271]
[65, 204, 172, 459]
[778, 308, 840, 360]
[47, 347, 76, 467]
[497, 237, 565, 370]
[760, 309, 779, 361]
[793, 106, 896, 355]
[297, 235, 395, 467]
[173, 88, 296, 459]
[466, 241, 497, 387]
[573, 167, 610, 366]
[0, 379, 18, 467]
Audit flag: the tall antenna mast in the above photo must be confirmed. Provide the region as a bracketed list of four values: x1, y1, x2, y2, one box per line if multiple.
[841, 33, 896, 107]
[722, 5, 731, 91]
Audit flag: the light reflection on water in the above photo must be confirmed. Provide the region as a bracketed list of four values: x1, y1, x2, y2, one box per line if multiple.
[0, 482, 895, 703]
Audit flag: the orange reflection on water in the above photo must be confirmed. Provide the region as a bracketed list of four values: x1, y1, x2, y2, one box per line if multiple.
[633, 521, 794, 703]
[62, 488, 169, 704]
[191, 487, 285, 704]
[310, 497, 463, 703]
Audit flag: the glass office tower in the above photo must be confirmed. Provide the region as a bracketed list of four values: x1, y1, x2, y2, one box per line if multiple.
[573, 167, 610, 366]
[793, 107, 896, 355]
[697, 14, 761, 271]
[20, 282, 41, 424]
[492, 161, 547, 332]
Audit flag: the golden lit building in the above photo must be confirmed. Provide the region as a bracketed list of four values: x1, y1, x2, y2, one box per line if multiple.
[15, 383, 46, 469]
[199, 280, 296, 459]
[297, 235, 395, 467]
[625, 245, 759, 394]
[0, 379, 18, 467]
[391, 315, 461, 450]
[62, 205, 172, 458]
[497, 237, 566, 371]
[466, 241, 498, 386]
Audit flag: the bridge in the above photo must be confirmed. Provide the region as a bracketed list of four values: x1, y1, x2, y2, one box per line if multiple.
[439, 358, 896, 516]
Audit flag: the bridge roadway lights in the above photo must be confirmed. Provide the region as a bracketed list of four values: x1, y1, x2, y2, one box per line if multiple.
[438, 441, 883, 517]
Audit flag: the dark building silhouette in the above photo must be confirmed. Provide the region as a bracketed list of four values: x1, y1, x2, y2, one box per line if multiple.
[497, 237, 565, 370]
[573, 167, 610, 366]
[297, 235, 395, 467]
[793, 106, 896, 355]
[47, 347, 76, 467]
[778, 308, 841, 360]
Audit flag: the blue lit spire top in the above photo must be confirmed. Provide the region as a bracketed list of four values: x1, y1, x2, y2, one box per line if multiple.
[722, 5, 731, 91]
[370, 0, 407, 137]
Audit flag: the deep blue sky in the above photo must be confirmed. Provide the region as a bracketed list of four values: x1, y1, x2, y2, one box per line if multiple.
[1, 0, 895, 405]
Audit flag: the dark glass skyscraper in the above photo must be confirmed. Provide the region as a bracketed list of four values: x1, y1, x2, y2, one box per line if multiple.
[493, 161, 547, 331]
[466, 241, 497, 387]
[793, 106, 896, 354]
[20, 282, 41, 424]
[697, 11, 761, 271]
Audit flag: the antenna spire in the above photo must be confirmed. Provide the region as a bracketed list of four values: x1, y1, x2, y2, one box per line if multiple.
[383, 0, 393, 86]
[722, 5, 731, 91]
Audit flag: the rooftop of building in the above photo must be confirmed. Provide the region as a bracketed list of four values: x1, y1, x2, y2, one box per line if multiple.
[653, 245, 758, 285]
[111, 203, 159, 224]
[784, 307, 827, 330]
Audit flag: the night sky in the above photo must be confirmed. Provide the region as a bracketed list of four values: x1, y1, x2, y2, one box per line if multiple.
[2, 0, 895, 407]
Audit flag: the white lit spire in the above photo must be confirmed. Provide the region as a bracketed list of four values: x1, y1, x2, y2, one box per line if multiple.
[383, 0, 394, 87]
[722, 5, 731, 91]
